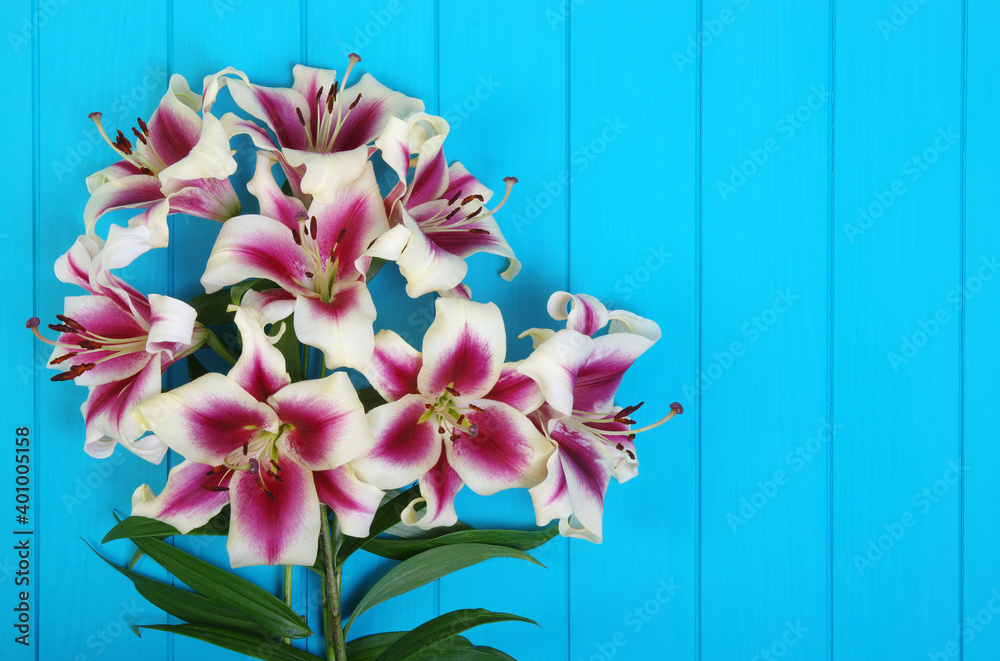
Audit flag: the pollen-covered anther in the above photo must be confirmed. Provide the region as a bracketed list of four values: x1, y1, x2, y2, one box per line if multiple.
[50, 362, 95, 382]
[447, 190, 462, 205]
[201, 485, 230, 492]
[296, 107, 306, 126]
[468, 403, 484, 413]
[56, 314, 86, 332]
[349, 93, 362, 110]
[445, 386, 461, 397]
[49, 352, 78, 365]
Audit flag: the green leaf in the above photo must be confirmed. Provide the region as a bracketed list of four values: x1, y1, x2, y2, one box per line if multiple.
[134, 624, 320, 661]
[347, 632, 517, 661]
[365, 257, 386, 282]
[273, 316, 302, 382]
[360, 525, 559, 561]
[336, 486, 421, 566]
[90, 544, 261, 631]
[343, 544, 544, 634]
[188, 289, 235, 326]
[356, 387, 388, 413]
[131, 536, 311, 639]
[103, 510, 230, 544]
[375, 609, 536, 660]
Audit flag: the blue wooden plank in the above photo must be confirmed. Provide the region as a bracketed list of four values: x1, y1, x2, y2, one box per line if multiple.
[832, 0, 964, 657]
[1, 2, 37, 660]
[567, 3, 699, 661]
[169, 1, 304, 658]
[698, 1, 833, 658]
[306, 0, 440, 648]
[34, 2, 172, 660]
[961, 2, 1000, 660]
[436, 2, 571, 658]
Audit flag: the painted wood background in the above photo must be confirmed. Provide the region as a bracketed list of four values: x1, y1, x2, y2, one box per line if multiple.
[1, 0, 997, 659]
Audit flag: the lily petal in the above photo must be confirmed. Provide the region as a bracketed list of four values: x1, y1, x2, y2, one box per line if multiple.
[332, 73, 423, 152]
[134, 372, 279, 465]
[293, 281, 376, 371]
[245, 152, 307, 231]
[547, 292, 609, 337]
[352, 394, 442, 489]
[444, 399, 550, 496]
[201, 214, 312, 295]
[529, 421, 614, 543]
[401, 452, 464, 530]
[395, 211, 470, 298]
[517, 330, 596, 418]
[487, 362, 544, 414]
[313, 465, 385, 538]
[228, 460, 320, 567]
[271, 371, 374, 471]
[158, 112, 238, 185]
[418, 298, 505, 401]
[363, 330, 424, 403]
[132, 460, 232, 533]
[572, 333, 656, 415]
[83, 354, 164, 448]
[281, 146, 368, 205]
[229, 306, 291, 403]
[146, 293, 199, 357]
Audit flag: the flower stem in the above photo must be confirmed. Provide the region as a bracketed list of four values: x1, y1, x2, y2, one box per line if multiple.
[303, 345, 311, 380]
[320, 506, 347, 661]
[205, 329, 237, 366]
[281, 564, 294, 645]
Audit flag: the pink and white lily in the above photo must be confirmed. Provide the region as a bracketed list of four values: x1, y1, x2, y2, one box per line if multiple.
[201, 154, 388, 370]
[204, 57, 422, 204]
[368, 115, 521, 298]
[517, 292, 679, 542]
[86, 74, 241, 251]
[351, 298, 551, 529]
[132, 307, 379, 567]
[29, 229, 207, 462]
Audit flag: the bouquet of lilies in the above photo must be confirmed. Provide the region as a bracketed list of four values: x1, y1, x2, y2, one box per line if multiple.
[28, 55, 680, 661]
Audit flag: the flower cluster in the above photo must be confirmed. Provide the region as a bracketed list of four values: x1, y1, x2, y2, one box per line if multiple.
[33, 57, 678, 568]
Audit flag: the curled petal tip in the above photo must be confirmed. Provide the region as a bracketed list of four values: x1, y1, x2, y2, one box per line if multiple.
[670, 402, 684, 415]
[26, 317, 40, 329]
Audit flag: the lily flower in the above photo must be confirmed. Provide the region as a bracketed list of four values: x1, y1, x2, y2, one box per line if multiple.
[204, 56, 422, 204]
[367, 115, 520, 298]
[131, 307, 378, 567]
[200, 154, 388, 370]
[28, 233, 206, 462]
[516, 292, 680, 542]
[85, 74, 241, 250]
[351, 298, 551, 529]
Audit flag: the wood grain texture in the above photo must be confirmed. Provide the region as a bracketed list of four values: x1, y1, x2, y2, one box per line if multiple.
[1, 1, 996, 660]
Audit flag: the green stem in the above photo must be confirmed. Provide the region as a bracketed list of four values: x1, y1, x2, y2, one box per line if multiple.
[204, 329, 238, 366]
[303, 345, 311, 380]
[320, 506, 348, 661]
[282, 564, 293, 645]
